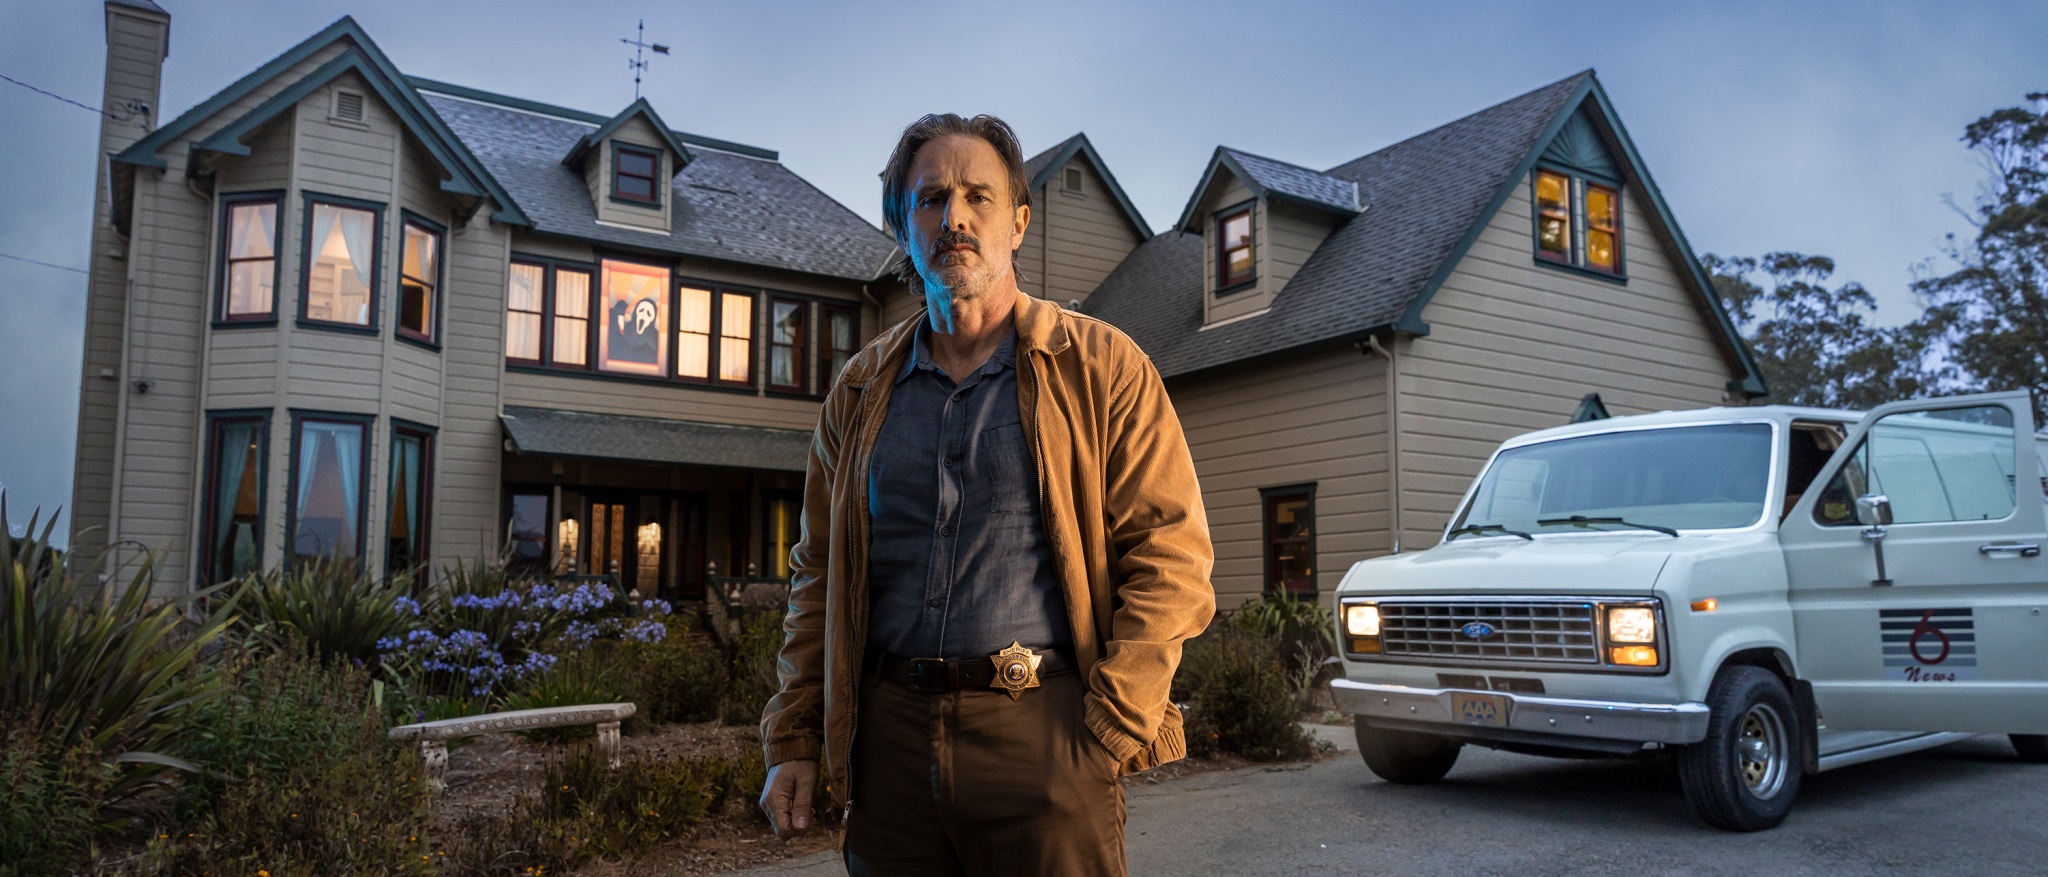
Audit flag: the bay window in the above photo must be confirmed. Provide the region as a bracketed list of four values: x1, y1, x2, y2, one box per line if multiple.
[300, 195, 382, 330]
[202, 411, 268, 584]
[398, 215, 443, 344]
[386, 422, 432, 578]
[288, 412, 372, 566]
[216, 193, 280, 323]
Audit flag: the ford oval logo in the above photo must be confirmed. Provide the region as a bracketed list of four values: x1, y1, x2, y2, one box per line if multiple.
[1462, 622, 1497, 639]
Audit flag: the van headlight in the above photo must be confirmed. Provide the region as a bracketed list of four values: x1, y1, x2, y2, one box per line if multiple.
[1606, 606, 1657, 644]
[1340, 600, 1381, 655]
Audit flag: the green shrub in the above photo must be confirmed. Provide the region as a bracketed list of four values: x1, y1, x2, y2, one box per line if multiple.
[618, 625, 727, 725]
[1172, 615, 1320, 762]
[498, 647, 635, 742]
[233, 556, 415, 666]
[1235, 590, 1337, 676]
[720, 608, 785, 725]
[0, 722, 108, 877]
[0, 500, 234, 803]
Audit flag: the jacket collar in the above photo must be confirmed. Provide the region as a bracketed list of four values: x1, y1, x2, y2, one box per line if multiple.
[842, 291, 1071, 389]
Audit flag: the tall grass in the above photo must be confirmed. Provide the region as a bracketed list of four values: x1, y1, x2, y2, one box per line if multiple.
[234, 555, 415, 665]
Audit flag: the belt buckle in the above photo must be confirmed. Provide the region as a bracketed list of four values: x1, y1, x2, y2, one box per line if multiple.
[907, 657, 947, 691]
[988, 642, 1043, 702]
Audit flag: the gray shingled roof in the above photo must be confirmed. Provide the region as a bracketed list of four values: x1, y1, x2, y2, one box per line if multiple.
[1086, 72, 1591, 379]
[424, 92, 898, 282]
[1218, 148, 1360, 216]
[501, 406, 811, 472]
[1024, 134, 1080, 184]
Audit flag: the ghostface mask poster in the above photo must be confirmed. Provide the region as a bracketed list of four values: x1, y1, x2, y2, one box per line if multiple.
[600, 261, 669, 375]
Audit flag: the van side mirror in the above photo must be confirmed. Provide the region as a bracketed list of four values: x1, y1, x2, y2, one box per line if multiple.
[1856, 493, 1892, 527]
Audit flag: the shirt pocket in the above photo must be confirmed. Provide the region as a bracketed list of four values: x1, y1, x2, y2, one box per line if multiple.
[974, 422, 1039, 516]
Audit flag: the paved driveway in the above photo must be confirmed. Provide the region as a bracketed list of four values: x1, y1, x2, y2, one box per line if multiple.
[723, 725, 2048, 876]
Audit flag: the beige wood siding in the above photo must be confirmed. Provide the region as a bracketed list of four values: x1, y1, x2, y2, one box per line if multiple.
[435, 208, 510, 562]
[1170, 345, 1389, 608]
[1264, 203, 1331, 297]
[501, 371, 824, 432]
[1394, 169, 1741, 551]
[589, 117, 672, 233]
[1016, 182, 1048, 300]
[1038, 160, 1143, 308]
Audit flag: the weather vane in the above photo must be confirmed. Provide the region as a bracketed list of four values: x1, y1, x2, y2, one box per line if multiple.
[620, 19, 669, 101]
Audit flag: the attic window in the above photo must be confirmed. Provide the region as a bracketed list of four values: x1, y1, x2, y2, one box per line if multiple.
[612, 144, 661, 206]
[1063, 167, 1083, 194]
[1533, 168, 1624, 276]
[1216, 205, 1255, 292]
[332, 89, 365, 124]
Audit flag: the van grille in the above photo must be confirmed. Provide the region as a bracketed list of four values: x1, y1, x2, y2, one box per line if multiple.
[1378, 600, 1601, 665]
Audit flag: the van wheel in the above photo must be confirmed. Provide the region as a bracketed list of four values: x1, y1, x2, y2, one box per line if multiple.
[1676, 666, 1803, 832]
[2011, 735, 2048, 762]
[1355, 723, 1461, 784]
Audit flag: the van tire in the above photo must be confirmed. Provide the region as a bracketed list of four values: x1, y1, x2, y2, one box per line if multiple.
[1676, 666, 1803, 832]
[2011, 735, 2048, 762]
[1355, 723, 1461, 784]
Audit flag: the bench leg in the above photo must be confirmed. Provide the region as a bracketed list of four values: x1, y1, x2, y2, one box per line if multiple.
[419, 740, 448, 793]
[597, 721, 622, 769]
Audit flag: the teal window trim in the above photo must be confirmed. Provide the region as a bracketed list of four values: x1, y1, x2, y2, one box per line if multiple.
[610, 141, 663, 208]
[386, 418, 436, 579]
[285, 408, 376, 569]
[1214, 198, 1258, 295]
[199, 408, 271, 587]
[297, 191, 386, 335]
[214, 190, 284, 327]
[1530, 164, 1627, 281]
[395, 210, 446, 350]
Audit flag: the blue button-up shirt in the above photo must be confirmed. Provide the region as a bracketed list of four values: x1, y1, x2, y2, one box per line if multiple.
[865, 321, 1071, 661]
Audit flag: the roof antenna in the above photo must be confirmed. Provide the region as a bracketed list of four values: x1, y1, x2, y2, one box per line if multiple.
[620, 19, 669, 101]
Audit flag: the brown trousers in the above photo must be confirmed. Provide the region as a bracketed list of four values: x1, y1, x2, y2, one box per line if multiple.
[843, 669, 1127, 876]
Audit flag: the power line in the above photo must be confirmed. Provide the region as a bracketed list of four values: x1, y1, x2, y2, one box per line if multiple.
[0, 71, 141, 122]
[0, 251, 88, 274]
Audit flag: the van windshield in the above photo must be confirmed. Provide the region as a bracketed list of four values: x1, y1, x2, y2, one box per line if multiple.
[1452, 423, 1774, 536]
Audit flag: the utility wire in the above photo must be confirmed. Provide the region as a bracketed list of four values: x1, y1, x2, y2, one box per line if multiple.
[0, 251, 89, 274]
[0, 71, 140, 122]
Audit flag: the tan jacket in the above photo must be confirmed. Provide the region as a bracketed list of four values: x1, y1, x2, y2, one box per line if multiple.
[760, 290, 1216, 810]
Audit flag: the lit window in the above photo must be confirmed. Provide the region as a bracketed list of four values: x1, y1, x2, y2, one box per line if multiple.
[769, 297, 807, 393]
[824, 305, 858, 386]
[677, 286, 713, 379]
[505, 263, 544, 362]
[203, 412, 267, 584]
[598, 260, 669, 376]
[763, 491, 801, 578]
[720, 291, 754, 384]
[1217, 207, 1254, 290]
[552, 268, 592, 367]
[386, 425, 432, 577]
[1262, 485, 1315, 596]
[398, 218, 441, 343]
[302, 199, 380, 328]
[289, 415, 370, 566]
[1533, 168, 1624, 275]
[613, 144, 661, 205]
[218, 195, 278, 321]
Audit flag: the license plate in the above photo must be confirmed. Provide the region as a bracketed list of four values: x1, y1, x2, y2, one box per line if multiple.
[1450, 691, 1510, 727]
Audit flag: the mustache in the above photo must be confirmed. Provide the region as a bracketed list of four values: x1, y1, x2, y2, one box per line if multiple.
[931, 231, 979, 258]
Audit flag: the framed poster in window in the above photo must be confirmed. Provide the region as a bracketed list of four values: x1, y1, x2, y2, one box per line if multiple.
[598, 259, 669, 376]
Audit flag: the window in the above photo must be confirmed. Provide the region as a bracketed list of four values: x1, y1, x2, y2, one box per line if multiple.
[1262, 485, 1316, 595]
[506, 491, 550, 577]
[676, 286, 756, 386]
[217, 194, 279, 322]
[613, 143, 661, 205]
[1814, 405, 2018, 526]
[202, 412, 268, 585]
[598, 259, 669, 376]
[1532, 168, 1624, 275]
[506, 262, 545, 363]
[1063, 166, 1083, 194]
[1217, 205, 1254, 291]
[288, 412, 371, 566]
[398, 216, 442, 344]
[763, 491, 801, 578]
[769, 297, 807, 393]
[386, 423, 432, 578]
[553, 268, 593, 367]
[301, 196, 381, 329]
[824, 304, 858, 387]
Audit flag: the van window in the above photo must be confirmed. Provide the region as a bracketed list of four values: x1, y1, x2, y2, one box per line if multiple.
[1813, 404, 2017, 526]
[1456, 423, 1773, 533]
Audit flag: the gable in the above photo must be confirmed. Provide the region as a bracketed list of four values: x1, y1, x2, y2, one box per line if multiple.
[1538, 108, 1620, 180]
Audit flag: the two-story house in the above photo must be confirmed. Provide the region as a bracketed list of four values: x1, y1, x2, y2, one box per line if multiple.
[71, 1, 898, 599]
[1076, 71, 1768, 605]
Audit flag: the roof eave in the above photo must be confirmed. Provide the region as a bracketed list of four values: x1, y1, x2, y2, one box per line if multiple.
[1027, 134, 1152, 240]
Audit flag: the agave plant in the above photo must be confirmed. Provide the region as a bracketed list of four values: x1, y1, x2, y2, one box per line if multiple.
[0, 498, 236, 801]
[235, 555, 414, 666]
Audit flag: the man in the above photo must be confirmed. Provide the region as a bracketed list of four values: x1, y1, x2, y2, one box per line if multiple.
[758, 113, 1215, 876]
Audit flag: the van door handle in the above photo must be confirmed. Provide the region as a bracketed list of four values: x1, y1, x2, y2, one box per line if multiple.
[1979, 543, 2041, 558]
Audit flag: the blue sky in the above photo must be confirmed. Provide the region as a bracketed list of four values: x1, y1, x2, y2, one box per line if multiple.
[2, 0, 2044, 540]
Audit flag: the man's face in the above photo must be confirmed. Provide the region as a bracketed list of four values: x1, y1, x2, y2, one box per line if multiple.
[903, 134, 1029, 302]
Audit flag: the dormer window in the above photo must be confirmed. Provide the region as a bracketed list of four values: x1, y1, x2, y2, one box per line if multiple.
[612, 143, 661, 206]
[1217, 205, 1255, 292]
[1534, 168, 1624, 276]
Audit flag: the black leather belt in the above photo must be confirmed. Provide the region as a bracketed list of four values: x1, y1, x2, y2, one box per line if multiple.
[870, 646, 1075, 692]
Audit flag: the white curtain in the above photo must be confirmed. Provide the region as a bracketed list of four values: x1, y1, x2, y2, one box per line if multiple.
[333, 424, 362, 556]
[336, 208, 374, 323]
[505, 264, 543, 360]
[309, 205, 337, 279]
[212, 422, 255, 581]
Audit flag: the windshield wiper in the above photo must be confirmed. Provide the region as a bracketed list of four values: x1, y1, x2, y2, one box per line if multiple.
[1536, 515, 1679, 537]
[1446, 523, 1533, 542]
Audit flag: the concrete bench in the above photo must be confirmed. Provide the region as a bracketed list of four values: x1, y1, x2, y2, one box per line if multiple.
[388, 702, 636, 791]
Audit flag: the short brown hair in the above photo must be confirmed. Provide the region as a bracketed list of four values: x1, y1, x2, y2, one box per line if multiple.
[879, 114, 1032, 290]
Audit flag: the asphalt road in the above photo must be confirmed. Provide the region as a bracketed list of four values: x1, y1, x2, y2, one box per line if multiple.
[723, 725, 2048, 876]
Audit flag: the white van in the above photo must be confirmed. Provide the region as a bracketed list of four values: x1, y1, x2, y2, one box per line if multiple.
[1330, 390, 2048, 830]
